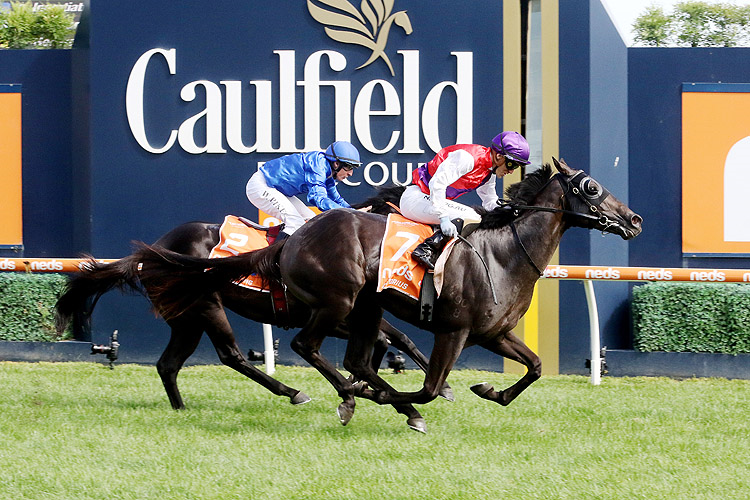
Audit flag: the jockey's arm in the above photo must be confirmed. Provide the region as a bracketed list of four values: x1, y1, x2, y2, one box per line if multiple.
[427, 149, 474, 219]
[476, 175, 500, 210]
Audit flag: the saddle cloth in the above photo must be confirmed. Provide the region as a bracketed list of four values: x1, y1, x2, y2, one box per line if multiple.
[376, 214, 435, 300]
[209, 215, 271, 292]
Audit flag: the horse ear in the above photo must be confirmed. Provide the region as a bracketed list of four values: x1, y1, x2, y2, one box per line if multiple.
[552, 156, 573, 175]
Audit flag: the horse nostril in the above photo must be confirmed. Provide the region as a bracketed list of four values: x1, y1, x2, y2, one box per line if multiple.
[631, 214, 643, 227]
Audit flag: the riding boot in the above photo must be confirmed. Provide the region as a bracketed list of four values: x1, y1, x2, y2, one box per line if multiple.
[411, 230, 449, 270]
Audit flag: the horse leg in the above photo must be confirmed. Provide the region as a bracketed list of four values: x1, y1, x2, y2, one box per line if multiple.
[290, 310, 359, 425]
[377, 319, 454, 402]
[360, 329, 469, 406]
[157, 320, 204, 410]
[342, 303, 427, 433]
[470, 331, 542, 406]
[200, 300, 311, 405]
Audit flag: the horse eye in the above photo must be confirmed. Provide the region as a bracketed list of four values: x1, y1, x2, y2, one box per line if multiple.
[581, 178, 602, 197]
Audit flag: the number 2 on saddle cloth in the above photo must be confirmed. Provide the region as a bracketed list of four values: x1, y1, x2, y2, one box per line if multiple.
[209, 215, 289, 324]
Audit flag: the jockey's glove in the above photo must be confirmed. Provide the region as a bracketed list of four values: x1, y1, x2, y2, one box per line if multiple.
[439, 216, 458, 238]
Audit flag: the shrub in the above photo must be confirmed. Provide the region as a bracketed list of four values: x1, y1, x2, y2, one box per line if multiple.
[0, 1, 76, 49]
[0, 273, 71, 341]
[632, 282, 750, 354]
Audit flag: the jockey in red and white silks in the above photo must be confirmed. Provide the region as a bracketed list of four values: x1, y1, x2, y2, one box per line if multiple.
[401, 144, 501, 227]
[403, 131, 532, 270]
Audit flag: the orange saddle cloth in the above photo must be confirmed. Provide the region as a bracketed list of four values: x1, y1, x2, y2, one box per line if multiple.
[209, 215, 272, 292]
[376, 213, 434, 301]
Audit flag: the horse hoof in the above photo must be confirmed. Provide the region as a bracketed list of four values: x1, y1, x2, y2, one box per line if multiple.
[407, 418, 427, 434]
[336, 404, 355, 426]
[470, 382, 493, 398]
[290, 391, 312, 405]
[439, 386, 455, 402]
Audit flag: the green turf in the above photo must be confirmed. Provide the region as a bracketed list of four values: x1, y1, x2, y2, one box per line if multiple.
[0, 362, 747, 499]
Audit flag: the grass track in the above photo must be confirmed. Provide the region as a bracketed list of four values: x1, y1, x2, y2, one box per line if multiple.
[0, 362, 748, 499]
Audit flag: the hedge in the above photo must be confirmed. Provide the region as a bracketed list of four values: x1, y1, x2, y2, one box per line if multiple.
[0, 273, 71, 341]
[632, 282, 750, 354]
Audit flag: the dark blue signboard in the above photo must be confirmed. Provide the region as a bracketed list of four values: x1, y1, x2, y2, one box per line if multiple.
[76, 0, 504, 364]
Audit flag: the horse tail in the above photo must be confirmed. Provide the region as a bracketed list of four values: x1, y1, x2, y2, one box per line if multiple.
[132, 241, 285, 320]
[54, 255, 143, 335]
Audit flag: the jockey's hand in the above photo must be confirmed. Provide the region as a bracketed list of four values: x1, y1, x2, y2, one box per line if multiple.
[357, 205, 372, 212]
[439, 216, 458, 238]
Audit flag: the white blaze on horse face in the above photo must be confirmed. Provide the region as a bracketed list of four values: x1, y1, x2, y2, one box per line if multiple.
[724, 136, 750, 242]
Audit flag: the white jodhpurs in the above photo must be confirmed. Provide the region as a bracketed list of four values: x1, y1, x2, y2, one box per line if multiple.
[245, 171, 315, 234]
[399, 185, 481, 226]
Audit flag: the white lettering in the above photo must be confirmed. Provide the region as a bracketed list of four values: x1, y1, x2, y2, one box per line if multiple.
[127, 48, 476, 158]
[690, 270, 726, 282]
[585, 268, 621, 280]
[178, 81, 227, 154]
[30, 260, 64, 271]
[299, 50, 350, 151]
[0, 259, 16, 270]
[126, 48, 178, 153]
[637, 269, 673, 281]
[421, 52, 473, 152]
[354, 80, 401, 154]
[543, 267, 568, 278]
[398, 50, 423, 154]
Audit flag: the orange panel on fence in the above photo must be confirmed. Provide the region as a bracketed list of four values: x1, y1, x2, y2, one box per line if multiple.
[0, 92, 23, 246]
[0, 258, 116, 273]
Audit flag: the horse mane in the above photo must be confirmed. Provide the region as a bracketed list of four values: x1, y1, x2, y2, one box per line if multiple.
[351, 184, 406, 215]
[477, 163, 554, 229]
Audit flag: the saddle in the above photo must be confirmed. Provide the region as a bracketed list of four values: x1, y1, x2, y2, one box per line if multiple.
[236, 216, 284, 245]
[210, 215, 290, 326]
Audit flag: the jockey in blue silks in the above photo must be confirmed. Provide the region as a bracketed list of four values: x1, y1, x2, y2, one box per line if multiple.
[245, 141, 362, 237]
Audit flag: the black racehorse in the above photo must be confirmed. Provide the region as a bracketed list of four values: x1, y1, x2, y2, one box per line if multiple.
[133, 158, 643, 432]
[55, 186, 450, 416]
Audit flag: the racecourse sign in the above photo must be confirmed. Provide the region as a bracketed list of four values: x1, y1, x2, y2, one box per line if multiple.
[81, 0, 502, 256]
[125, 48, 473, 157]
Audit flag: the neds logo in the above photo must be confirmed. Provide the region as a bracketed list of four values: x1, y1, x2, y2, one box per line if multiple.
[690, 270, 726, 282]
[0, 259, 16, 270]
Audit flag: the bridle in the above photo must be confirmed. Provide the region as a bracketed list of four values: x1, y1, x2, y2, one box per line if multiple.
[500, 171, 621, 233]
[500, 170, 624, 275]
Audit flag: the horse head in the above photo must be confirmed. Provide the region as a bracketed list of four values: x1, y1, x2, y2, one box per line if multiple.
[552, 157, 642, 239]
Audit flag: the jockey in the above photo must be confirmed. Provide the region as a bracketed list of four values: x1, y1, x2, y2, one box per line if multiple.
[245, 141, 362, 237]
[401, 131, 531, 270]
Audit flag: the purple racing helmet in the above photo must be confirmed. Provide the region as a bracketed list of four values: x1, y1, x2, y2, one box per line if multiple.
[491, 131, 531, 166]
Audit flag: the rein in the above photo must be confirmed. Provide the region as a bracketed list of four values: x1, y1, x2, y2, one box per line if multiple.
[499, 172, 620, 276]
[456, 234, 498, 305]
[510, 222, 544, 276]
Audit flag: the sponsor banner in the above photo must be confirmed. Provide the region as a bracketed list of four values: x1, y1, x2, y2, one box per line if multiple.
[0, 258, 116, 273]
[3, 257, 750, 283]
[543, 265, 750, 283]
[682, 84, 750, 255]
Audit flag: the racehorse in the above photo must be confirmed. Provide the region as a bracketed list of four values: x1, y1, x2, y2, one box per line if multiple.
[54, 186, 449, 417]
[132, 158, 642, 432]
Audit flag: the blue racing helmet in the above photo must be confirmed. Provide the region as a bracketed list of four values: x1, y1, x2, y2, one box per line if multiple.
[324, 141, 362, 170]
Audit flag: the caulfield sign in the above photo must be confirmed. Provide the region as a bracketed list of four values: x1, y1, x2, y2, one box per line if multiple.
[122, 0, 493, 189]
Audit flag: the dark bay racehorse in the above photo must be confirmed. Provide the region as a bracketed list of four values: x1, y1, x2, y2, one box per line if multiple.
[134, 158, 642, 432]
[55, 187, 448, 415]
